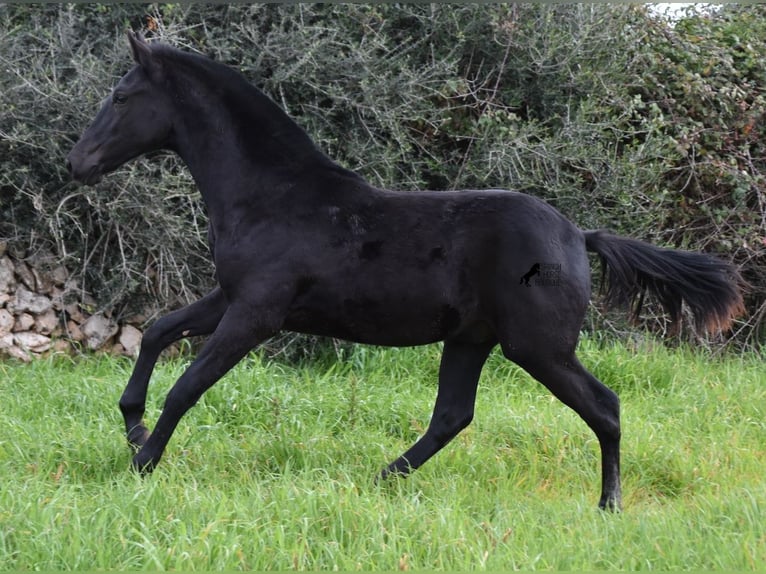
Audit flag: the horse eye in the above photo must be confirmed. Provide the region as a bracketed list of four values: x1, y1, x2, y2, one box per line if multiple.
[112, 92, 128, 105]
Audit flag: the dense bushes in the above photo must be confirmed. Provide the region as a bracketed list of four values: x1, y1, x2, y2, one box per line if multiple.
[1, 4, 763, 347]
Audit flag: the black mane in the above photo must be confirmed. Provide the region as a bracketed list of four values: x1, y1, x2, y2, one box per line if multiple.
[150, 43, 350, 173]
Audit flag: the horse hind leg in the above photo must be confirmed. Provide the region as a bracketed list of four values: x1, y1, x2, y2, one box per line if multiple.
[504, 345, 622, 511]
[381, 339, 495, 478]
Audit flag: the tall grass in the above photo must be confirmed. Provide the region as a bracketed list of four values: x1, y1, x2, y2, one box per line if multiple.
[0, 339, 763, 570]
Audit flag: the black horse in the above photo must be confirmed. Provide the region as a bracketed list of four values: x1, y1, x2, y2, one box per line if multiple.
[67, 32, 744, 511]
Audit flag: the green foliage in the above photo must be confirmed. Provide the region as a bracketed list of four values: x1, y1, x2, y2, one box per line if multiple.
[0, 4, 763, 344]
[632, 6, 766, 332]
[0, 341, 764, 569]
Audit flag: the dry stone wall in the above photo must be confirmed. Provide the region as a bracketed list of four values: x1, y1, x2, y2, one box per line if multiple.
[0, 244, 143, 361]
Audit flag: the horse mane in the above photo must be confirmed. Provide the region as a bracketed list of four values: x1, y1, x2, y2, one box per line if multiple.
[148, 42, 354, 174]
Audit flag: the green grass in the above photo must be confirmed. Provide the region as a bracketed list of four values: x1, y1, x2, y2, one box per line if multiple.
[0, 339, 764, 570]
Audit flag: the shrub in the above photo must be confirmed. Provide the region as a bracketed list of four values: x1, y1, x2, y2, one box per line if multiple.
[0, 4, 762, 347]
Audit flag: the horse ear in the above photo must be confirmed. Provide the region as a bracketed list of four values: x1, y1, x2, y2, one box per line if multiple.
[127, 31, 162, 81]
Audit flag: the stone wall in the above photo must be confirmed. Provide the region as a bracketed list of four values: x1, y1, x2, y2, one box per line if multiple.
[0, 245, 142, 361]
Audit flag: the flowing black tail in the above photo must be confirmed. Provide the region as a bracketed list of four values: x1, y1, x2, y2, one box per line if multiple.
[584, 230, 745, 333]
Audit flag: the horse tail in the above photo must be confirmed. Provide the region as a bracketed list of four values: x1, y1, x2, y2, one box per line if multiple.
[583, 229, 745, 333]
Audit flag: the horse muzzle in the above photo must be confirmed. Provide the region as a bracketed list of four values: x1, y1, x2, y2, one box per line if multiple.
[66, 147, 104, 186]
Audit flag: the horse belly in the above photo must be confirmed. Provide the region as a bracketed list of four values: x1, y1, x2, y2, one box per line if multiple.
[284, 286, 470, 346]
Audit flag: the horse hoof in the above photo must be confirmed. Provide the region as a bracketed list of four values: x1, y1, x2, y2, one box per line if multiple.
[378, 461, 410, 483]
[127, 425, 151, 451]
[375, 469, 390, 484]
[131, 452, 157, 475]
[598, 496, 622, 513]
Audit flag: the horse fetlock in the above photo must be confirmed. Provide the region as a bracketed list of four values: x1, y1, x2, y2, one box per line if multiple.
[118, 393, 146, 418]
[431, 411, 473, 444]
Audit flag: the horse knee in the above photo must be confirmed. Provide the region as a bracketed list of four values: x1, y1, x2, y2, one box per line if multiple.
[139, 318, 173, 354]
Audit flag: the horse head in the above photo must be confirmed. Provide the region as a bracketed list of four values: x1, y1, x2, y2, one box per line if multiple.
[67, 32, 174, 185]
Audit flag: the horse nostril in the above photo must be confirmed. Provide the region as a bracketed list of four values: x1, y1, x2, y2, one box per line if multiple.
[66, 159, 72, 174]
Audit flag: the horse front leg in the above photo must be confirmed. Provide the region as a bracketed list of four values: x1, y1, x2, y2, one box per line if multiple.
[131, 302, 274, 473]
[119, 286, 228, 449]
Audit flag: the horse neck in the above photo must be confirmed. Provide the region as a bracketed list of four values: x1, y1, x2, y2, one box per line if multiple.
[169, 80, 330, 220]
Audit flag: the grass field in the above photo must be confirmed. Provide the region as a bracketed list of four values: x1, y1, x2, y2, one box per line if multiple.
[0, 338, 764, 570]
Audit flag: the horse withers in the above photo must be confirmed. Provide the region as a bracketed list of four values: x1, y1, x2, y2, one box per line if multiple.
[67, 32, 745, 511]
